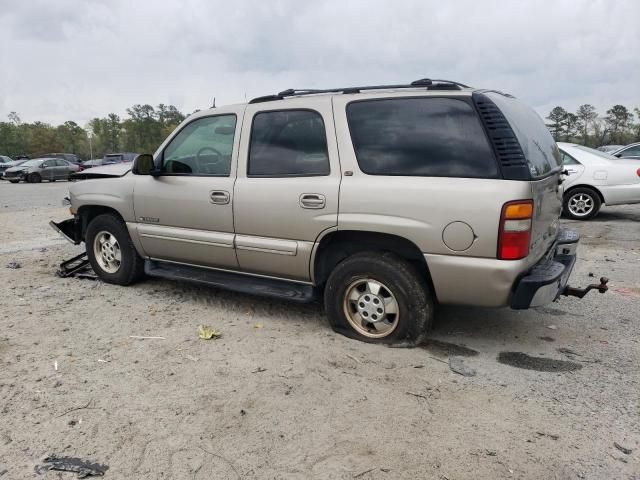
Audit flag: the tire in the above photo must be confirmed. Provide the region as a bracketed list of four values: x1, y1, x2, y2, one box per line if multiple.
[563, 187, 601, 220]
[27, 172, 41, 183]
[50, 179, 56, 182]
[9, 180, 19, 184]
[324, 251, 434, 345]
[85, 213, 145, 285]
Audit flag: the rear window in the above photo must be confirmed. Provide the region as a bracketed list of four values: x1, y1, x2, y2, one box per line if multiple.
[485, 92, 561, 178]
[346, 97, 498, 178]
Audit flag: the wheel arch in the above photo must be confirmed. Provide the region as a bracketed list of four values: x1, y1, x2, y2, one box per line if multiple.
[77, 205, 127, 241]
[312, 229, 435, 295]
[564, 184, 605, 204]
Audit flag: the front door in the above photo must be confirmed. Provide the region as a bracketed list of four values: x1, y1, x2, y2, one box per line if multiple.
[233, 98, 341, 281]
[133, 110, 242, 269]
[41, 159, 57, 180]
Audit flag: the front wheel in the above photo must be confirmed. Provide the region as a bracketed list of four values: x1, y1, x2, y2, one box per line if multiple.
[85, 213, 145, 285]
[324, 252, 433, 345]
[9, 180, 20, 184]
[563, 187, 601, 220]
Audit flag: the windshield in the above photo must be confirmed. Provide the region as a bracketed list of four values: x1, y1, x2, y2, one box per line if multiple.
[574, 145, 618, 160]
[20, 159, 45, 167]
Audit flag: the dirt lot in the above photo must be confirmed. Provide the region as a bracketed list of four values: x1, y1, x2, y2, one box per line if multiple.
[0, 181, 638, 479]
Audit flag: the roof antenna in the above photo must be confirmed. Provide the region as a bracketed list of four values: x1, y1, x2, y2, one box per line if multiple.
[211, 97, 216, 108]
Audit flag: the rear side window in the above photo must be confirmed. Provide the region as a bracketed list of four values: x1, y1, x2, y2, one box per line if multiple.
[346, 98, 498, 178]
[484, 92, 561, 178]
[248, 110, 330, 177]
[55, 159, 69, 166]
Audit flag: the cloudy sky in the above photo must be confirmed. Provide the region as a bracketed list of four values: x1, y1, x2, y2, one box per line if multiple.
[1, 0, 638, 125]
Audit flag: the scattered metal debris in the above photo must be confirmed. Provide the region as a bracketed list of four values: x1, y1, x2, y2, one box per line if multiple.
[35, 455, 107, 478]
[536, 431, 560, 440]
[448, 356, 476, 377]
[56, 252, 96, 279]
[497, 352, 582, 372]
[251, 367, 267, 373]
[6, 261, 21, 269]
[614, 442, 632, 455]
[546, 325, 558, 330]
[538, 336, 555, 342]
[198, 325, 222, 340]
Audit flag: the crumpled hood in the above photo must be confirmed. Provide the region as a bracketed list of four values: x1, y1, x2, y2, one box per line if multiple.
[73, 162, 131, 179]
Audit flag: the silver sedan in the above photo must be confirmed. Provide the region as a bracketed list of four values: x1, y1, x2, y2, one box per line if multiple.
[3, 157, 81, 183]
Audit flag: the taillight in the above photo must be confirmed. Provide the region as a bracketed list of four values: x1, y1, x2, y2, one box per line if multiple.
[498, 200, 533, 260]
[636, 168, 640, 177]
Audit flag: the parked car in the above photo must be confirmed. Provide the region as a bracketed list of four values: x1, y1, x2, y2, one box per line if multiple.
[3, 157, 81, 183]
[610, 142, 640, 160]
[83, 153, 138, 169]
[596, 145, 624, 153]
[558, 142, 640, 219]
[15, 154, 30, 160]
[0, 159, 28, 177]
[51, 79, 607, 345]
[0, 155, 13, 164]
[42, 153, 82, 165]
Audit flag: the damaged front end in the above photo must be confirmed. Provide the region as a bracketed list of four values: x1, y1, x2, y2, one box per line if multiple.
[49, 217, 82, 245]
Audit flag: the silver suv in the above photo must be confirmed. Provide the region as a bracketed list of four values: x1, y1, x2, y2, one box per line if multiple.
[51, 79, 607, 344]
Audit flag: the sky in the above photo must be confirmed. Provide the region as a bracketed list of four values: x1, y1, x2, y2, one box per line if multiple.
[1, 0, 638, 125]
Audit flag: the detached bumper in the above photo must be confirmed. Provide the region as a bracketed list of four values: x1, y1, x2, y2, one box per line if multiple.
[510, 228, 580, 309]
[50, 218, 82, 245]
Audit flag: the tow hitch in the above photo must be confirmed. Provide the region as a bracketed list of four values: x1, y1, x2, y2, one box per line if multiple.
[562, 277, 609, 299]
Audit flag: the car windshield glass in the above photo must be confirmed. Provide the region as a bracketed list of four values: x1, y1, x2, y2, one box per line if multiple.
[574, 145, 617, 160]
[20, 159, 45, 167]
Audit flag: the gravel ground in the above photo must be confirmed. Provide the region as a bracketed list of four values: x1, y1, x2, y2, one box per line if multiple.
[0, 181, 638, 479]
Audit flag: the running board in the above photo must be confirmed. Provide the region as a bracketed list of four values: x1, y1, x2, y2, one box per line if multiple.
[144, 260, 318, 303]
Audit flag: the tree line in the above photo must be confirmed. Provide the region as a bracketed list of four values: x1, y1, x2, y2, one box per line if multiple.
[0, 104, 187, 160]
[545, 104, 640, 147]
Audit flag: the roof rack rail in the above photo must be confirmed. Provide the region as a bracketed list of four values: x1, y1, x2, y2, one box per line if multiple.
[249, 78, 471, 104]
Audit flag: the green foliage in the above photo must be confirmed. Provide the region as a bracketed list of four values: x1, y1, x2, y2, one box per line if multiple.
[545, 104, 640, 146]
[0, 104, 186, 160]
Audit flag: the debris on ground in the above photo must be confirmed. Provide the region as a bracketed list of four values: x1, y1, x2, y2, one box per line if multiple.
[251, 367, 267, 373]
[448, 356, 476, 377]
[546, 325, 558, 330]
[614, 442, 632, 455]
[557, 347, 581, 356]
[6, 261, 21, 269]
[56, 253, 96, 280]
[254, 323, 263, 329]
[34, 455, 107, 478]
[536, 431, 560, 440]
[198, 325, 222, 340]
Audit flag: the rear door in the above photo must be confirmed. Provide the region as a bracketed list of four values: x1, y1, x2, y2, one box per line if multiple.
[41, 159, 57, 181]
[484, 92, 563, 260]
[233, 97, 341, 281]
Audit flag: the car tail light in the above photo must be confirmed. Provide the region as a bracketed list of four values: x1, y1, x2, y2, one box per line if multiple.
[636, 168, 640, 177]
[498, 200, 533, 260]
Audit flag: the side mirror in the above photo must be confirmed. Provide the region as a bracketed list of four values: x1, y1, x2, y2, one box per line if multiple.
[132, 154, 157, 176]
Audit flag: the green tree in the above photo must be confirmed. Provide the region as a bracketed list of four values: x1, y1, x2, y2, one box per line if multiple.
[576, 104, 598, 146]
[605, 105, 633, 144]
[546, 106, 567, 141]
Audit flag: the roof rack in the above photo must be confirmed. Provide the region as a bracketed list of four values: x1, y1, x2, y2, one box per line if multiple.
[249, 78, 471, 104]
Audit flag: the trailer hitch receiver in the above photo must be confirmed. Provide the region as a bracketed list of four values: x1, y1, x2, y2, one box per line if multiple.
[562, 277, 608, 299]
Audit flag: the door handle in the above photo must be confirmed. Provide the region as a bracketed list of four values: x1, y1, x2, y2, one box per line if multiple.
[299, 193, 326, 209]
[209, 190, 230, 204]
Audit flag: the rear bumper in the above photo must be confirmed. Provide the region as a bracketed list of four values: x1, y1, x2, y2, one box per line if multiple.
[510, 229, 579, 309]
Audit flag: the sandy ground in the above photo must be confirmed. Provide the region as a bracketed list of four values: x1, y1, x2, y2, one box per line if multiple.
[0, 181, 638, 479]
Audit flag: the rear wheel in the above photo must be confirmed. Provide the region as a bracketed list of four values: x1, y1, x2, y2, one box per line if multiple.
[27, 172, 41, 183]
[324, 252, 433, 345]
[9, 180, 19, 184]
[564, 187, 601, 220]
[85, 213, 145, 285]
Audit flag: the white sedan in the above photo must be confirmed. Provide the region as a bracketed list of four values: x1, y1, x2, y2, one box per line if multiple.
[557, 142, 640, 220]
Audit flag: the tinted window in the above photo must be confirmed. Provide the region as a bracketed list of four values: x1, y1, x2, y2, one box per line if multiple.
[485, 92, 561, 178]
[249, 110, 329, 177]
[346, 98, 498, 177]
[163, 115, 236, 176]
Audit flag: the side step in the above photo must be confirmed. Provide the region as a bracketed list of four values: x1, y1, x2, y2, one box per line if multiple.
[144, 260, 318, 303]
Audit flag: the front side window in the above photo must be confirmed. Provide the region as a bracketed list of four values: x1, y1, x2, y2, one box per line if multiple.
[163, 115, 237, 176]
[346, 98, 498, 177]
[42, 159, 55, 168]
[248, 110, 329, 177]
